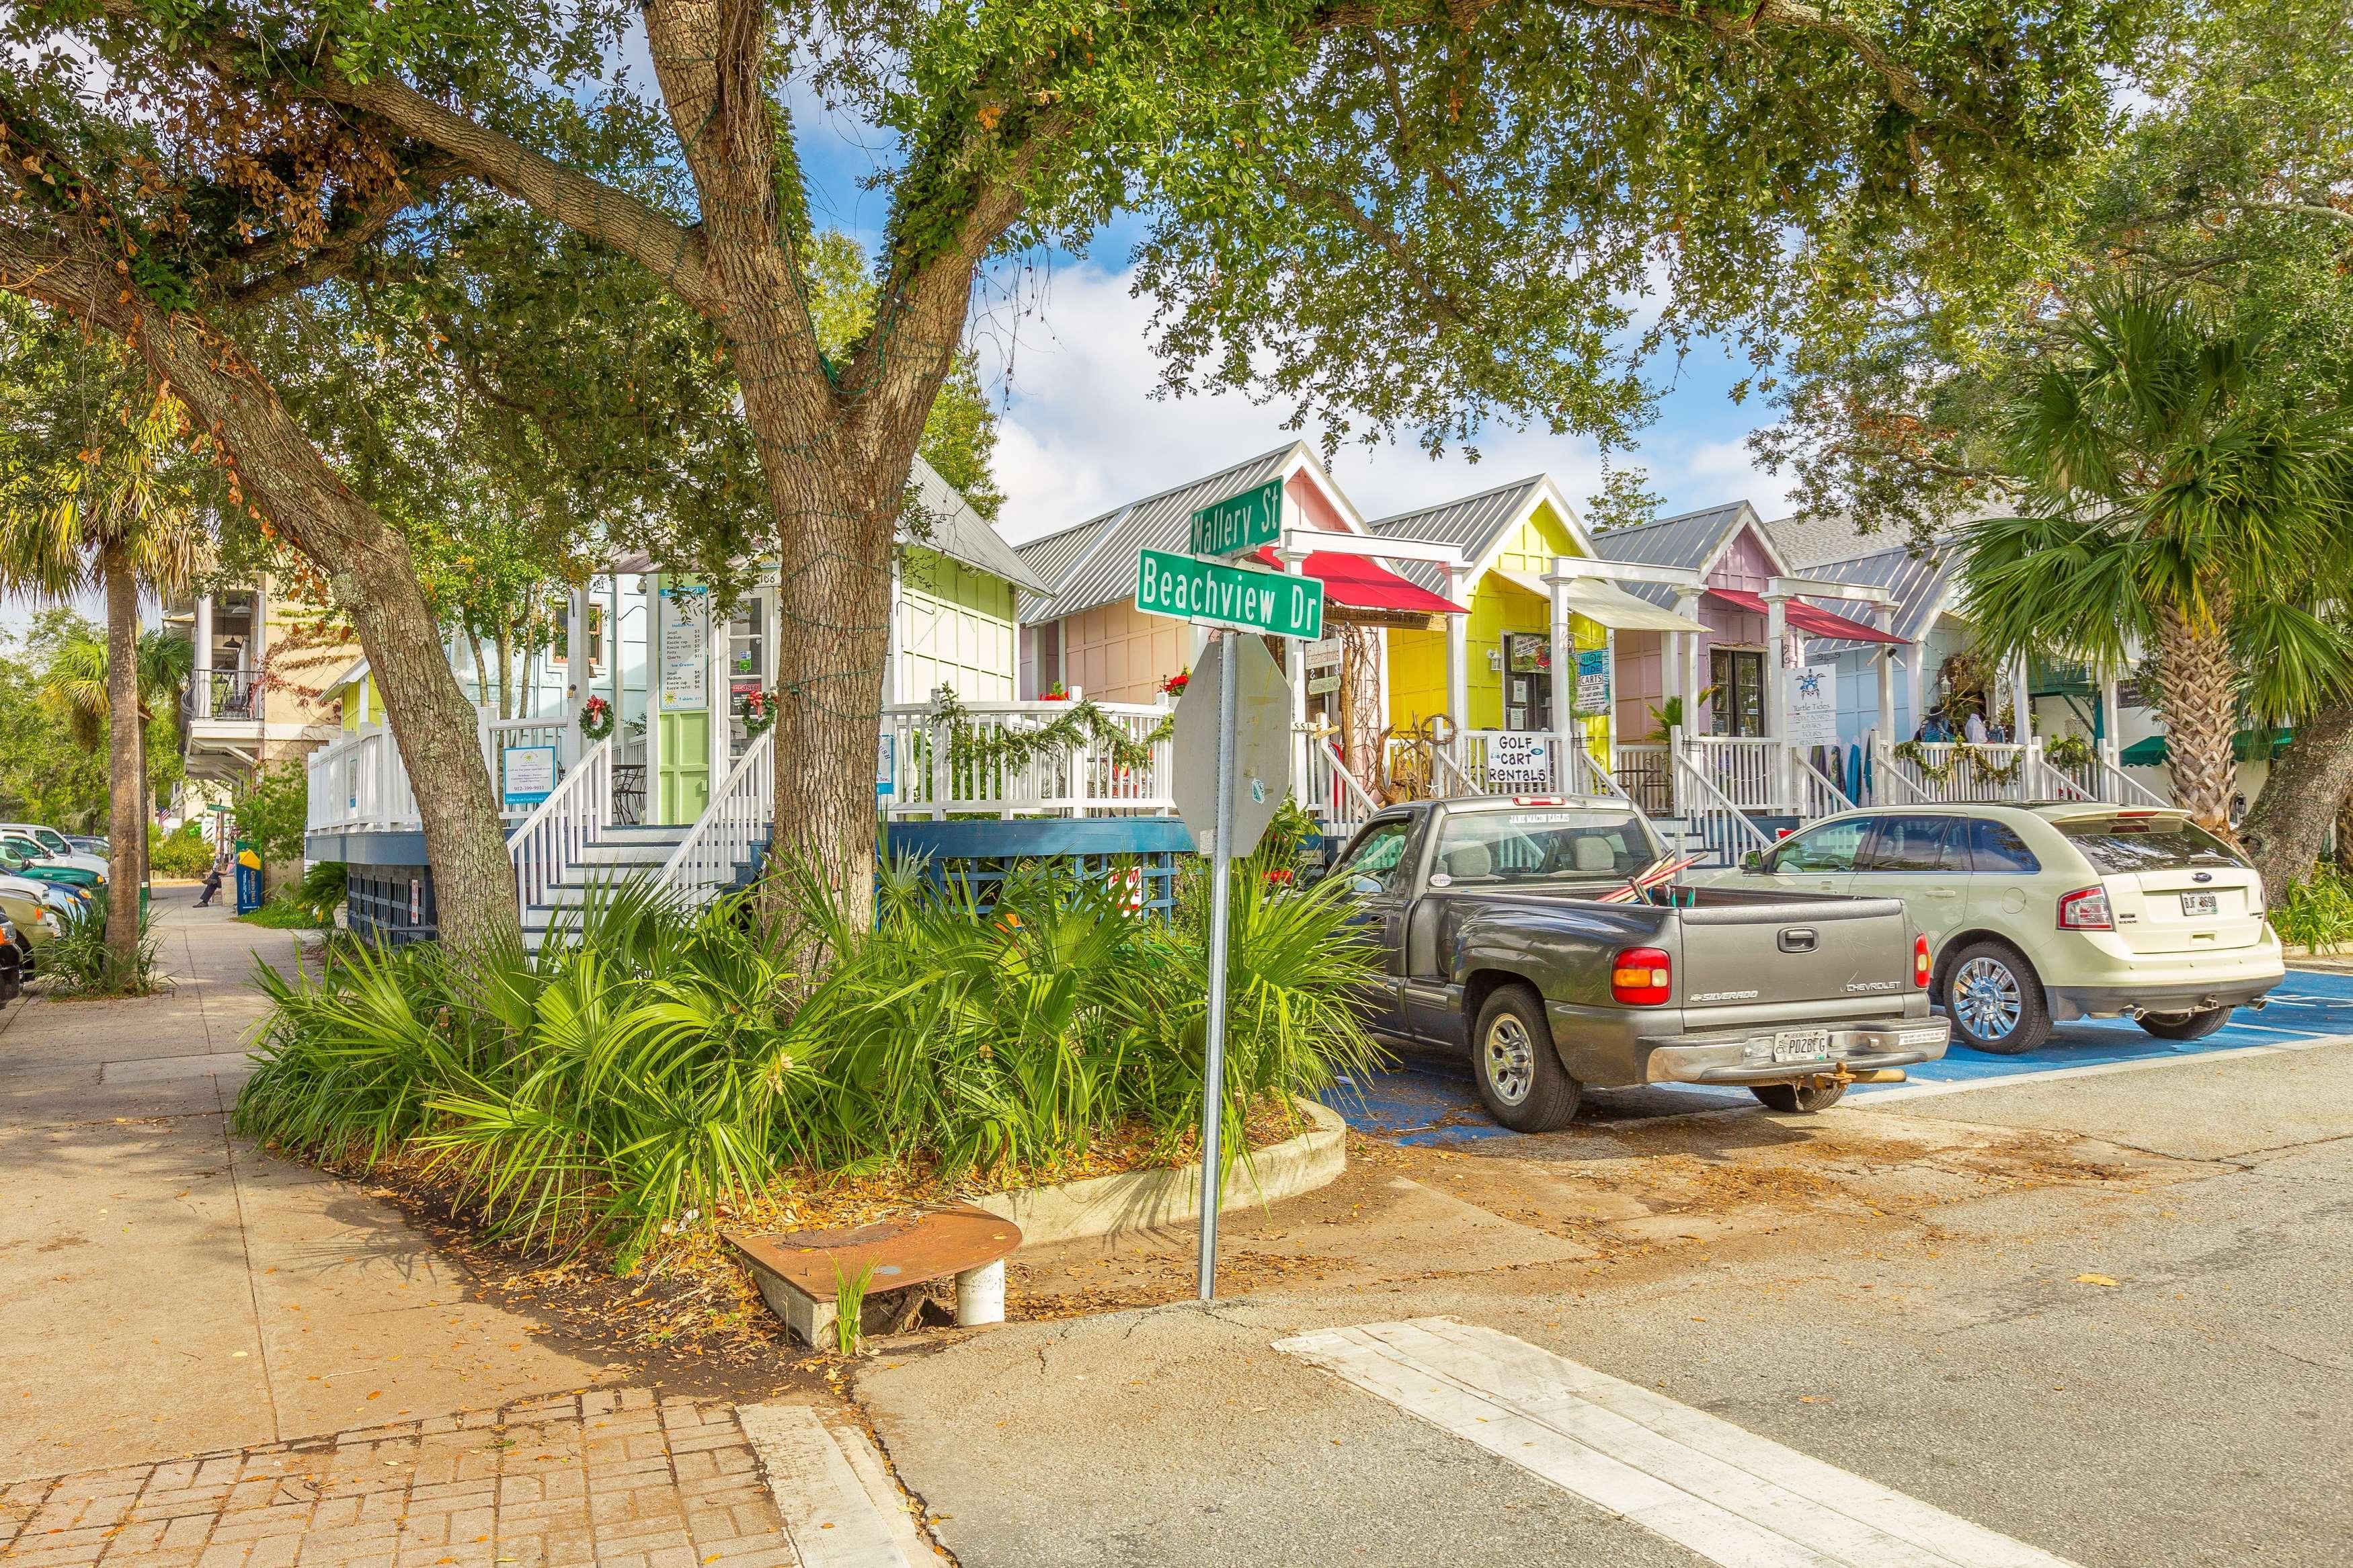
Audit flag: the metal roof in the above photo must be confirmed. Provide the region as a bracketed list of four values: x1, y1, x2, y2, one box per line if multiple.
[1012, 518, 1102, 596]
[902, 456, 1047, 592]
[1591, 501, 1764, 574]
[1369, 477, 1548, 593]
[1799, 542, 1956, 650]
[1014, 444, 1307, 623]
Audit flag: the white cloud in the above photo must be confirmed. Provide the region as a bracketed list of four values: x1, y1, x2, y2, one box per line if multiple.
[978, 261, 1795, 542]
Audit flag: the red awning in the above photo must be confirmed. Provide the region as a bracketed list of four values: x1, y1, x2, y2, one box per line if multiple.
[1250, 547, 1466, 615]
[1705, 587, 1905, 645]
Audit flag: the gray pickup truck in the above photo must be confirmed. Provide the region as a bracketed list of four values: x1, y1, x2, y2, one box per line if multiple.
[1318, 795, 1951, 1131]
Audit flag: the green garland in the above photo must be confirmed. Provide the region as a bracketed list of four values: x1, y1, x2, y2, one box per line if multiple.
[1892, 738, 2025, 788]
[2044, 733, 2096, 773]
[928, 688, 1174, 774]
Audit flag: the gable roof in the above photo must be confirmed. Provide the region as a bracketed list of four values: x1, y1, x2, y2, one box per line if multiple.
[1368, 475, 1590, 592]
[1798, 542, 1958, 650]
[903, 456, 1047, 592]
[1014, 443, 1343, 624]
[1591, 500, 1782, 577]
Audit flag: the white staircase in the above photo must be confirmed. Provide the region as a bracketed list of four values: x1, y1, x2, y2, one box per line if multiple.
[519, 823, 692, 953]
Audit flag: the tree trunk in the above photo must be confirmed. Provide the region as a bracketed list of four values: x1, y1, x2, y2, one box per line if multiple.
[2337, 786, 2353, 877]
[101, 544, 144, 980]
[2238, 699, 2353, 897]
[2149, 593, 2240, 836]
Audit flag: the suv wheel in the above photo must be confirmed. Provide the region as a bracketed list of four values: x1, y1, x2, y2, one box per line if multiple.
[1942, 940, 2050, 1055]
[1472, 985, 1580, 1133]
[2138, 1005, 2231, 1041]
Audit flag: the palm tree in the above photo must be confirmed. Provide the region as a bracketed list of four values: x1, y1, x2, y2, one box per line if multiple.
[1958, 286, 2353, 834]
[0, 335, 210, 980]
[40, 628, 197, 879]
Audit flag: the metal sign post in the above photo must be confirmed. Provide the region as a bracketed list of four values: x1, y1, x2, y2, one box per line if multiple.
[1197, 628, 1239, 1302]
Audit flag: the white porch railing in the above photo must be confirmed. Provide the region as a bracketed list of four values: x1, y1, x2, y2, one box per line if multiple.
[510, 741, 612, 911]
[659, 731, 775, 903]
[1869, 740, 1933, 807]
[305, 726, 420, 835]
[1613, 742, 1675, 817]
[2096, 753, 2169, 807]
[1686, 735, 1783, 810]
[1882, 741, 2037, 804]
[881, 700, 1172, 817]
[1308, 737, 1382, 839]
[1673, 745, 1776, 867]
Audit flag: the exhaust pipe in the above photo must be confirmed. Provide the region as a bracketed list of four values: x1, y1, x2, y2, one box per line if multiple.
[2119, 1005, 2144, 1020]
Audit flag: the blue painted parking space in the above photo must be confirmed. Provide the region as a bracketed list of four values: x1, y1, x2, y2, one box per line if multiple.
[1320, 970, 2353, 1143]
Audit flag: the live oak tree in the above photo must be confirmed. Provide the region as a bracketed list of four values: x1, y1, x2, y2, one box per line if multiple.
[5, 0, 2145, 939]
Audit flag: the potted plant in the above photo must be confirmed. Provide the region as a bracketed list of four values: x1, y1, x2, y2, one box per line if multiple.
[1160, 668, 1191, 698]
[1041, 682, 1070, 702]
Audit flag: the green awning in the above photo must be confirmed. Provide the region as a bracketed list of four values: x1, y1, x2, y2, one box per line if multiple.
[2118, 728, 2292, 766]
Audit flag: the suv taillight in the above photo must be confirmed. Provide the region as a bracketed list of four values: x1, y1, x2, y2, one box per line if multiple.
[1611, 946, 1672, 1005]
[1914, 934, 1931, 988]
[2058, 886, 2113, 930]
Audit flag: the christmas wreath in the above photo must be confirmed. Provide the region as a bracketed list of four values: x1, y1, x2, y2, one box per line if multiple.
[578, 695, 614, 741]
[740, 689, 779, 737]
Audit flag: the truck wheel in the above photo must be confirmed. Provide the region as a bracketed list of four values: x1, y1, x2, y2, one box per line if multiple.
[1941, 940, 2050, 1055]
[1750, 1079, 1847, 1113]
[2138, 1005, 2231, 1040]
[1472, 986, 1580, 1133]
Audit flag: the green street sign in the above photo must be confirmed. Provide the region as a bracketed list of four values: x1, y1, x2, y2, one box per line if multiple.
[1189, 479, 1285, 559]
[1135, 548, 1324, 641]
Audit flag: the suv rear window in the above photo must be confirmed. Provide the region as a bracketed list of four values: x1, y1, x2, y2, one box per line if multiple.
[2055, 815, 2247, 874]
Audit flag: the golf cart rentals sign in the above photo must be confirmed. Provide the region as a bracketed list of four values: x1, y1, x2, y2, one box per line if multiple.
[1189, 477, 1285, 559]
[1135, 548, 1325, 641]
[1488, 733, 1550, 788]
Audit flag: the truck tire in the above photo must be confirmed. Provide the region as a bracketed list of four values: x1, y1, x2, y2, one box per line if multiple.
[2138, 1005, 2231, 1040]
[1941, 940, 2050, 1055]
[1750, 1079, 1847, 1114]
[1472, 985, 1580, 1133]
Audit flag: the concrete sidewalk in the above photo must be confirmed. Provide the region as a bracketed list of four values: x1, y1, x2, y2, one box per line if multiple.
[0, 889, 601, 1483]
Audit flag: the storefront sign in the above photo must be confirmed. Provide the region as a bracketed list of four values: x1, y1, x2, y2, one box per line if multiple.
[1575, 648, 1610, 715]
[502, 745, 559, 809]
[1308, 674, 1341, 696]
[1135, 548, 1324, 640]
[1789, 666, 1840, 747]
[1488, 733, 1551, 787]
[1304, 637, 1343, 670]
[1188, 479, 1285, 559]
[875, 732, 895, 800]
[659, 587, 709, 710]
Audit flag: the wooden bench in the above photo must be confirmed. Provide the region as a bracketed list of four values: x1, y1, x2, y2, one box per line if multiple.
[727, 1204, 1023, 1347]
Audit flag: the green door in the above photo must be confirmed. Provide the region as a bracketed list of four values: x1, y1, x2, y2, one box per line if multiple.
[659, 710, 710, 823]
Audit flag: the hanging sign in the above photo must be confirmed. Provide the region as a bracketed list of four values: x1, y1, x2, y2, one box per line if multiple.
[502, 745, 559, 809]
[1303, 637, 1343, 670]
[1188, 478, 1285, 559]
[875, 732, 895, 801]
[1135, 548, 1324, 640]
[659, 586, 710, 710]
[1789, 666, 1840, 748]
[1575, 648, 1610, 715]
[1488, 733, 1551, 788]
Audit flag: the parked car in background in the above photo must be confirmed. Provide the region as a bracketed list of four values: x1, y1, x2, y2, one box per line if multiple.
[1704, 804, 2282, 1055]
[0, 841, 99, 894]
[0, 825, 108, 882]
[1318, 795, 1948, 1130]
[65, 835, 109, 858]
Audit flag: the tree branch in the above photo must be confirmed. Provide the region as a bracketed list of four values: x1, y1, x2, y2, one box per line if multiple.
[1273, 175, 1468, 327]
[221, 151, 463, 308]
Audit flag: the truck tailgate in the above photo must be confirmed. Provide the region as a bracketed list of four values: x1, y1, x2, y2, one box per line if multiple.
[1675, 894, 1917, 1029]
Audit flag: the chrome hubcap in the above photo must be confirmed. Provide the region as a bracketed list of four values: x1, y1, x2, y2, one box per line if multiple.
[1952, 956, 2022, 1040]
[1484, 1014, 1536, 1105]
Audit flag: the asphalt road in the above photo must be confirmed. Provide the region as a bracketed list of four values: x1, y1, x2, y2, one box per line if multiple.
[859, 1038, 2353, 1567]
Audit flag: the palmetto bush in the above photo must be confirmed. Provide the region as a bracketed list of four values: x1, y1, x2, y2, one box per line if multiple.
[235, 863, 1381, 1268]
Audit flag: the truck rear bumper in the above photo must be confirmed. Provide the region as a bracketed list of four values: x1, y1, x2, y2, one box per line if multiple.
[1640, 1019, 1952, 1086]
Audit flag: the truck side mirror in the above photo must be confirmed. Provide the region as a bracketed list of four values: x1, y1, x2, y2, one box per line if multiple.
[1741, 850, 1767, 874]
[1349, 875, 1384, 897]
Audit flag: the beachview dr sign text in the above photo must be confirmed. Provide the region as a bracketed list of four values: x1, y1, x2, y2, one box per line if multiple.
[1135, 548, 1324, 641]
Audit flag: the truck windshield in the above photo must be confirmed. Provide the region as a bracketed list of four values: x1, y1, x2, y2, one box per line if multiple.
[2053, 815, 2247, 874]
[1433, 809, 1659, 884]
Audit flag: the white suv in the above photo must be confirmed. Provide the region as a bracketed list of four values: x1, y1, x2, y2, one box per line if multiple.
[1706, 804, 2284, 1054]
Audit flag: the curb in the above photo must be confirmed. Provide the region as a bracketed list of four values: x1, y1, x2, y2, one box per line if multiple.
[969, 1097, 1347, 1249]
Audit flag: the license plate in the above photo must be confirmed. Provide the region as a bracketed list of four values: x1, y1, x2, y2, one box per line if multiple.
[1771, 1029, 1833, 1063]
[2181, 892, 2219, 916]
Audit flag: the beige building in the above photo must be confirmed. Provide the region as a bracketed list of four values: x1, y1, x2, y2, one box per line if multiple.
[162, 579, 355, 809]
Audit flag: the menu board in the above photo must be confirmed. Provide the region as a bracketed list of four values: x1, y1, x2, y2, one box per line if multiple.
[659, 587, 709, 710]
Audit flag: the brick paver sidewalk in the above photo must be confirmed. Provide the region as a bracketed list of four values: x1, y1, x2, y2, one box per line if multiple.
[0, 1391, 799, 1568]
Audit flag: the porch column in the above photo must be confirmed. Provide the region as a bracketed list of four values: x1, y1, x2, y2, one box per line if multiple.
[2007, 653, 2033, 741]
[1601, 626, 1619, 772]
[1672, 587, 1704, 735]
[707, 596, 729, 786]
[192, 594, 213, 717]
[1764, 589, 1792, 808]
[1875, 604, 1898, 753]
[1444, 563, 1470, 749]
[885, 556, 905, 707]
[1905, 649, 1925, 744]
[1280, 544, 1310, 802]
[2098, 671, 2121, 790]
[643, 578, 663, 814]
[563, 583, 590, 765]
[1548, 571, 1575, 797]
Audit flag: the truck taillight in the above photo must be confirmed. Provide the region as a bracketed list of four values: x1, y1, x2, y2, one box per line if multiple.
[1914, 934, 1931, 988]
[1611, 946, 1671, 1005]
[2058, 886, 2113, 930]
